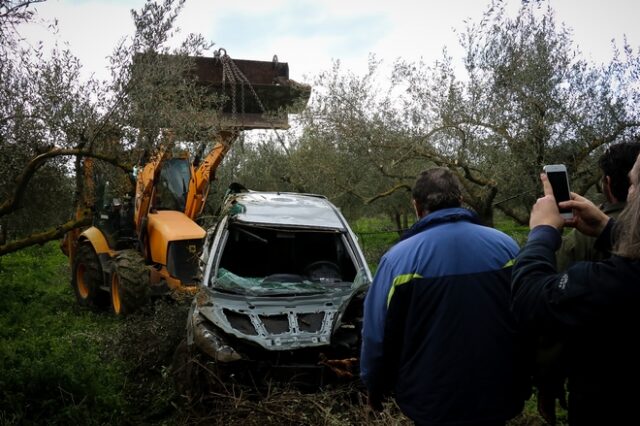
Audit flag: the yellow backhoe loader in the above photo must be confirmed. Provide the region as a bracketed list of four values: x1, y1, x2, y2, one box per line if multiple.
[61, 52, 310, 315]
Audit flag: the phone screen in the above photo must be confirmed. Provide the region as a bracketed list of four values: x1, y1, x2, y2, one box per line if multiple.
[546, 171, 571, 214]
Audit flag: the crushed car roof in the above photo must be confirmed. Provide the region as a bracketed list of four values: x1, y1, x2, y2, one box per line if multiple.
[225, 192, 347, 229]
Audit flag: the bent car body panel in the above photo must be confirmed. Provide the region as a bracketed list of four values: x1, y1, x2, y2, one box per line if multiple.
[195, 288, 358, 351]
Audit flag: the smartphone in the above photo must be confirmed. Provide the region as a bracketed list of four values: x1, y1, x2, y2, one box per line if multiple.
[543, 164, 573, 219]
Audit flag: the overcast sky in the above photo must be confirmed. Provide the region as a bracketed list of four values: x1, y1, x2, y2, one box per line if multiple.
[17, 0, 640, 83]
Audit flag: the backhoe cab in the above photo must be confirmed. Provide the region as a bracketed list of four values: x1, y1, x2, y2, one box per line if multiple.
[63, 51, 310, 315]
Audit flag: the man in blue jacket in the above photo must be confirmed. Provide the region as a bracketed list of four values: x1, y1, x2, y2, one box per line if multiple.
[360, 168, 528, 426]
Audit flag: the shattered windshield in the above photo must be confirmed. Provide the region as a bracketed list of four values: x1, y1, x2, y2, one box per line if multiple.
[212, 221, 364, 294]
[352, 268, 370, 291]
[214, 268, 330, 296]
[211, 267, 370, 296]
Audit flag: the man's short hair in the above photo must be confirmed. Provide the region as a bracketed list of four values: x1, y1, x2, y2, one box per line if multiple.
[599, 142, 640, 202]
[412, 168, 462, 212]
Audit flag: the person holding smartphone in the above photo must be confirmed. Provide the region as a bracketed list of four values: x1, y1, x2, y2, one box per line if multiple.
[512, 154, 640, 425]
[534, 143, 640, 424]
[556, 142, 640, 270]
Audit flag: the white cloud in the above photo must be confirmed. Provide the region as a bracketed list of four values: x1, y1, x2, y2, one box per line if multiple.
[15, 0, 640, 85]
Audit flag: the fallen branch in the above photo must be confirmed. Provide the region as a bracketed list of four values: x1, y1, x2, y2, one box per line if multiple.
[0, 215, 91, 256]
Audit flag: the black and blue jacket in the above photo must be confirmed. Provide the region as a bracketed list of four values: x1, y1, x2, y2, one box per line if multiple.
[361, 208, 527, 425]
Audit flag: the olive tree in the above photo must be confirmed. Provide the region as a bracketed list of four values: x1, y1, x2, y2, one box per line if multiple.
[0, 0, 220, 255]
[228, 1, 640, 228]
[393, 0, 640, 224]
[285, 58, 421, 229]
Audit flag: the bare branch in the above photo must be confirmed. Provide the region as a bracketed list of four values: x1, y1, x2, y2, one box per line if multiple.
[573, 122, 640, 167]
[364, 183, 412, 205]
[0, 147, 132, 218]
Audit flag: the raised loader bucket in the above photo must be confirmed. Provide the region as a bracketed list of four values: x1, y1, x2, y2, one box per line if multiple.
[133, 51, 311, 130]
[190, 52, 311, 130]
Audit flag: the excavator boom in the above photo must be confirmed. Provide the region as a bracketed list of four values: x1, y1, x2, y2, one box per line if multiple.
[184, 131, 237, 220]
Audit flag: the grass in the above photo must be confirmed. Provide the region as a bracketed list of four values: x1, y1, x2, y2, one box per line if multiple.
[495, 216, 531, 246]
[351, 216, 403, 272]
[0, 222, 564, 425]
[0, 243, 126, 425]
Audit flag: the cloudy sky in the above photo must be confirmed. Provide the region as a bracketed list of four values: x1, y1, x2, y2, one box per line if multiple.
[17, 0, 640, 82]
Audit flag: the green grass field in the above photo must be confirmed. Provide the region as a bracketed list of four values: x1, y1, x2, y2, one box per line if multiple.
[0, 244, 126, 425]
[0, 215, 564, 425]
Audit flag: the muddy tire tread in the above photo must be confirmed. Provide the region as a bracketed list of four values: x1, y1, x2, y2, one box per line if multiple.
[112, 249, 149, 315]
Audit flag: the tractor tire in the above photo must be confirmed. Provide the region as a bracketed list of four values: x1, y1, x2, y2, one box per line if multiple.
[110, 249, 150, 316]
[72, 243, 109, 309]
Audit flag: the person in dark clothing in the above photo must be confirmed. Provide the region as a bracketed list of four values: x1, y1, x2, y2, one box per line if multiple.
[512, 155, 640, 426]
[537, 142, 640, 424]
[361, 167, 529, 426]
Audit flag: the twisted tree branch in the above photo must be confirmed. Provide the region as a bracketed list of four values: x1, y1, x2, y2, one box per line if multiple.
[0, 147, 132, 218]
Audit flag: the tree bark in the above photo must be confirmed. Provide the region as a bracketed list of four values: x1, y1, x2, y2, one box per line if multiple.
[0, 215, 91, 256]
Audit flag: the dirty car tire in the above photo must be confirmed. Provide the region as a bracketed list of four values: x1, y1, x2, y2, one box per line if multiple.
[72, 243, 108, 309]
[111, 249, 149, 316]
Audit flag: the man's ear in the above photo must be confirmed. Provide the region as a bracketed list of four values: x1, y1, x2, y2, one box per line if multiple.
[413, 199, 424, 218]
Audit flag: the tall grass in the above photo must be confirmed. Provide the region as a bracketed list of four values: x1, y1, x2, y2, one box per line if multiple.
[0, 243, 126, 425]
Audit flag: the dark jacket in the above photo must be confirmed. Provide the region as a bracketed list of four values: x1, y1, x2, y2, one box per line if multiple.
[512, 223, 640, 425]
[361, 208, 527, 425]
[556, 202, 625, 270]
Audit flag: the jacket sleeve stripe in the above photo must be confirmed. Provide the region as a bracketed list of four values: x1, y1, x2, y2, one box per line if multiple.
[387, 273, 423, 307]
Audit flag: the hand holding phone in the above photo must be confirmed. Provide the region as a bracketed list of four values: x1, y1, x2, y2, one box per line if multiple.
[543, 164, 573, 219]
[530, 173, 568, 230]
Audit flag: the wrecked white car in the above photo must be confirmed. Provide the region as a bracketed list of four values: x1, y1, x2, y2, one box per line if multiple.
[179, 188, 372, 385]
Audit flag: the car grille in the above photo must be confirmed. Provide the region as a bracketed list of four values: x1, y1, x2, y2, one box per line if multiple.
[223, 310, 326, 336]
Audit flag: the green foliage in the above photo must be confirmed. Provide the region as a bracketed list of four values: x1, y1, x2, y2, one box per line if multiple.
[353, 214, 529, 272]
[494, 216, 531, 247]
[0, 243, 126, 425]
[0, 236, 558, 425]
[352, 216, 405, 271]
